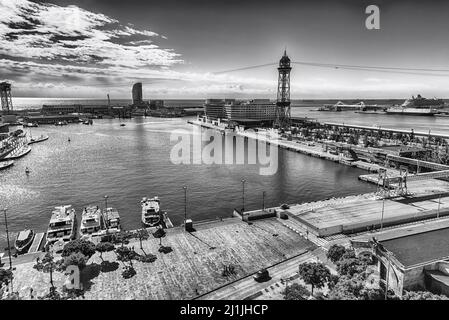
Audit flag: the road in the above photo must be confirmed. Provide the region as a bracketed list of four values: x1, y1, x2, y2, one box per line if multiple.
[198, 250, 316, 300]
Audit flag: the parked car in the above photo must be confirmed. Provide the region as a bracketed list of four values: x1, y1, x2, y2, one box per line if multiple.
[253, 269, 270, 282]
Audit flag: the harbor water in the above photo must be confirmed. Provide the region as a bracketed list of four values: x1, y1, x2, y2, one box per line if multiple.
[0, 116, 375, 247]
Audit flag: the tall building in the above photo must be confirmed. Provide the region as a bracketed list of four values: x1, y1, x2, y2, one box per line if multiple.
[132, 82, 143, 106]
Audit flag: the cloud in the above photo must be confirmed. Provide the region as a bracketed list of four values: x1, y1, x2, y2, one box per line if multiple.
[0, 0, 279, 98]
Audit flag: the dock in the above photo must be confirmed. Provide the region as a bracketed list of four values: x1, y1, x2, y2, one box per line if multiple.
[28, 232, 44, 253]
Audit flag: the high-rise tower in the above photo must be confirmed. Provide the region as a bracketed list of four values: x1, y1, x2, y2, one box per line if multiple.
[0, 82, 13, 114]
[274, 50, 291, 129]
[132, 82, 143, 106]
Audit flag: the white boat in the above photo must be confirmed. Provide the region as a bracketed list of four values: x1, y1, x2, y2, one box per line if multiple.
[386, 94, 444, 116]
[141, 196, 161, 227]
[0, 160, 14, 171]
[14, 229, 35, 254]
[45, 205, 77, 247]
[79, 206, 103, 238]
[29, 134, 49, 145]
[103, 207, 121, 233]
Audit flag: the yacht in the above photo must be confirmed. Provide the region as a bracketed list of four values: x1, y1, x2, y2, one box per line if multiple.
[96, 207, 121, 236]
[14, 229, 35, 254]
[45, 205, 77, 247]
[141, 196, 161, 227]
[79, 206, 103, 238]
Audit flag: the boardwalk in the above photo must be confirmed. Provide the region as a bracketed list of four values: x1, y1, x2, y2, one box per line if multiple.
[11, 218, 315, 300]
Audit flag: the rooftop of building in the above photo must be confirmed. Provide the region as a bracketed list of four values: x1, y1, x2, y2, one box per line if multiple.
[381, 227, 449, 267]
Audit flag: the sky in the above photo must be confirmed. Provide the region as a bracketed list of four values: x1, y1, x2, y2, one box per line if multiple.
[1, 0, 449, 99]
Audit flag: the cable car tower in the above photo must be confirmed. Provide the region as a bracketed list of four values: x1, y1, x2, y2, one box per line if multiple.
[274, 50, 292, 129]
[0, 82, 13, 114]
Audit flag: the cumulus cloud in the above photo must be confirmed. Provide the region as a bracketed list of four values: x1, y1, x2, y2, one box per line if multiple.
[0, 0, 279, 98]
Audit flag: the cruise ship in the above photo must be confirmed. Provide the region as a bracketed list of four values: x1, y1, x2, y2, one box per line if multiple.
[141, 196, 161, 227]
[45, 205, 77, 247]
[79, 206, 103, 238]
[386, 95, 445, 116]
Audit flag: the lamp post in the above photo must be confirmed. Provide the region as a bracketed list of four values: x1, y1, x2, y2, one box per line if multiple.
[384, 251, 392, 300]
[437, 193, 441, 219]
[3, 209, 12, 270]
[183, 186, 187, 224]
[241, 179, 246, 214]
[380, 196, 385, 231]
[103, 195, 109, 229]
[262, 191, 266, 211]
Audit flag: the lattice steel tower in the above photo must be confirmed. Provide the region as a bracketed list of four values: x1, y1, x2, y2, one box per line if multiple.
[274, 50, 292, 129]
[0, 82, 13, 114]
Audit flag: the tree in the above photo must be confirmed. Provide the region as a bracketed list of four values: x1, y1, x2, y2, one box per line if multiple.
[283, 283, 310, 300]
[402, 291, 449, 300]
[63, 252, 88, 270]
[336, 255, 367, 278]
[298, 262, 331, 295]
[0, 268, 13, 293]
[95, 242, 115, 262]
[62, 239, 96, 259]
[326, 245, 347, 264]
[41, 251, 57, 291]
[115, 246, 138, 267]
[136, 229, 149, 251]
[328, 274, 365, 300]
[153, 226, 166, 246]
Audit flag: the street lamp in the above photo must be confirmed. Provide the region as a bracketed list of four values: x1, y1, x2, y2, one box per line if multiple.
[262, 191, 266, 211]
[241, 179, 246, 214]
[183, 186, 187, 224]
[103, 195, 109, 230]
[380, 196, 385, 231]
[3, 208, 12, 270]
[437, 193, 441, 219]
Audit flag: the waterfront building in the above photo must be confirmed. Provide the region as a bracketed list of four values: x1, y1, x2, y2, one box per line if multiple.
[132, 82, 145, 107]
[225, 99, 276, 121]
[204, 98, 276, 124]
[204, 99, 231, 119]
[351, 223, 449, 297]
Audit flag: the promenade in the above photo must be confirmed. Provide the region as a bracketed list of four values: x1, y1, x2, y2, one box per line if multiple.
[11, 218, 315, 300]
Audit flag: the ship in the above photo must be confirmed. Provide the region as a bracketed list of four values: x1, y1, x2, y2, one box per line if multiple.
[141, 196, 161, 227]
[100, 207, 121, 235]
[386, 94, 445, 116]
[14, 229, 35, 254]
[45, 205, 77, 247]
[79, 206, 103, 238]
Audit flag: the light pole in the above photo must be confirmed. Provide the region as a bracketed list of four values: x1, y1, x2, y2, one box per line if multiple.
[3, 209, 12, 270]
[384, 251, 392, 300]
[103, 195, 109, 230]
[380, 196, 385, 231]
[437, 193, 441, 219]
[262, 191, 266, 211]
[183, 186, 187, 224]
[241, 179, 246, 214]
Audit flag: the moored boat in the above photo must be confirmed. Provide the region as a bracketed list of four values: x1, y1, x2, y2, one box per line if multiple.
[79, 206, 103, 238]
[102, 207, 121, 233]
[45, 205, 77, 247]
[0, 160, 14, 171]
[141, 196, 161, 227]
[14, 229, 35, 254]
[29, 134, 49, 145]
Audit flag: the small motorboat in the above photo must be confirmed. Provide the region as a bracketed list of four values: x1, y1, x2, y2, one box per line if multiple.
[120, 123, 126, 127]
[25, 167, 30, 174]
[14, 229, 35, 254]
[0, 160, 14, 171]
